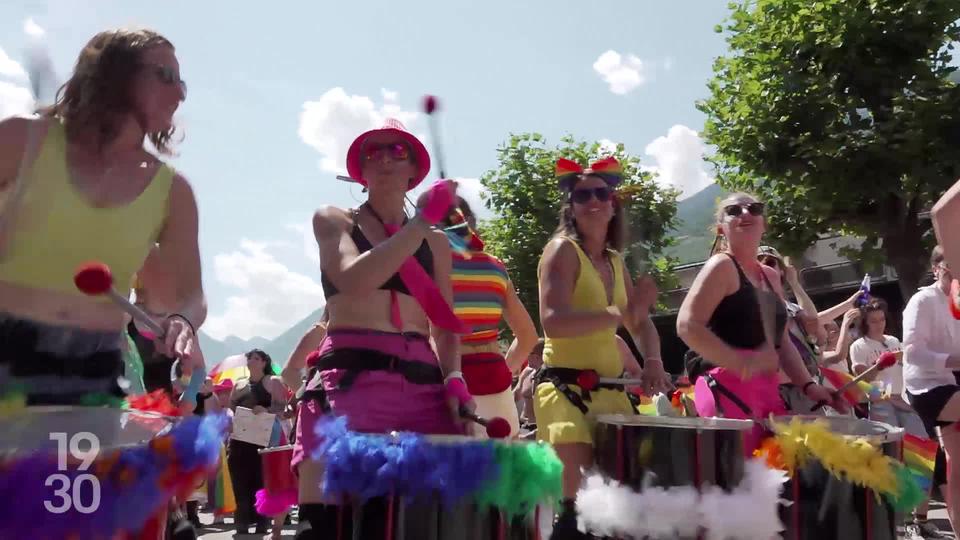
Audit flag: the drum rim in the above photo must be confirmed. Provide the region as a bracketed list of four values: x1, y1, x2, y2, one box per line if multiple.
[595, 413, 755, 431]
[766, 414, 905, 443]
[258, 444, 295, 454]
[1, 406, 179, 456]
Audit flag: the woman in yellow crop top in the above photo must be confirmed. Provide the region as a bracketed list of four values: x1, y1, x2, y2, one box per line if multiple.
[0, 29, 205, 405]
[536, 157, 672, 538]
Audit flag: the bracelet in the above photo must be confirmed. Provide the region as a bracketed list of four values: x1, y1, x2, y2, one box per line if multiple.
[801, 381, 816, 395]
[167, 313, 196, 335]
[444, 370, 465, 384]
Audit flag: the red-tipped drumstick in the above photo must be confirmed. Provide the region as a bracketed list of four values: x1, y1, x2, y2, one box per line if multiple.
[810, 350, 899, 411]
[74, 262, 165, 338]
[422, 95, 447, 179]
[459, 407, 511, 439]
[950, 280, 960, 319]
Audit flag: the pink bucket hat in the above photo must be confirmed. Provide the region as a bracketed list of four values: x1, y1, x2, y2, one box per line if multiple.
[345, 118, 431, 191]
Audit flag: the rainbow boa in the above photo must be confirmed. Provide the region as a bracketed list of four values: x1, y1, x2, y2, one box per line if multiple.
[0, 412, 229, 539]
[313, 416, 562, 516]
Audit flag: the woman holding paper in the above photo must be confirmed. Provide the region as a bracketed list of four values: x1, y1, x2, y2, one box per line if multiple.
[227, 349, 286, 535]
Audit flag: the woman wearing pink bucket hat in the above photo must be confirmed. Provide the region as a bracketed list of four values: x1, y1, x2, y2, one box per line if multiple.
[291, 118, 475, 538]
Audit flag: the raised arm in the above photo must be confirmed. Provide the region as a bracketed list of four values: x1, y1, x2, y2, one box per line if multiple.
[933, 178, 960, 273]
[313, 206, 431, 295]
[539, 238, 620, 338]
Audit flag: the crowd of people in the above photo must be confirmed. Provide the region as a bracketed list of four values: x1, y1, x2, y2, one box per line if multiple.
[5, 26, 960, 540]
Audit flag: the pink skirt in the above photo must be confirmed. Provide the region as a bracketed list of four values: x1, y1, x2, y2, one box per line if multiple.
[291, 329, 462, 472]
[693, 367, 785, 454]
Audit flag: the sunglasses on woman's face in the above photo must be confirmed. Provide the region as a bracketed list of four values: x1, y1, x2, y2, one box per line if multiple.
[724, 202, 765, 217]
[362, 142, 411, 162]
[571, 186, 613, 204]
[140, 63, 187, 95]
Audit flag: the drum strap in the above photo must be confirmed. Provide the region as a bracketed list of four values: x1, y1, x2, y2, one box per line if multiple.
[704, 374, 753, 417]
[316, 348, 444, 390]
[535, 367, 624, 415]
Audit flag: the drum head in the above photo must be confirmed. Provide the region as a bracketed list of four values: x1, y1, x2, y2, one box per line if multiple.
[0, 406, 176, 458]
[768, 414, 903, 443]
[595, 413, 755, 431]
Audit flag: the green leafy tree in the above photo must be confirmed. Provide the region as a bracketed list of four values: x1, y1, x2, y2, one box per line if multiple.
[479, 133, 680, 331]
[699, 0, 960, 297]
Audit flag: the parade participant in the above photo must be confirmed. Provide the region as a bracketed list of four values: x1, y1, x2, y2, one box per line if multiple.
[677, 193, 845, 453]
[291, 119, 475, 538]
[535, 157, 669, 538]
[227, 349, 287, 535]
[904, 245, 960, 534]
[0, 28, 205, 404]
[932, 179, 960, 273]
[422, 193, 539, 438]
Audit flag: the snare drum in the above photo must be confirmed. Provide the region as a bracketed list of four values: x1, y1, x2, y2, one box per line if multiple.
[773, 415, 904, 540]
[257, 444, 297, 516]
[325, 435, 538, 540]
[0, 406, 217, 540]
[594, 414, 754, 491]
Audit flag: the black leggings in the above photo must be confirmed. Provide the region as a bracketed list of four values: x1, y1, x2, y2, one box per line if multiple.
[227, 439, 268, 527]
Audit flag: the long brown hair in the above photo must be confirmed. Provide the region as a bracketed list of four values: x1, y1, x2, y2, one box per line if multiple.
[551, 175, 627, 252]
[40, 28, 179, 154]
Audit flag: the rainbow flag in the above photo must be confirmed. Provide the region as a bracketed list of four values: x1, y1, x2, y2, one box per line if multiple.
[208, 354, 282, 385]
[903, 433, 938, 492]
[819, 366, 874, 406]
[207, 445, 236, 515]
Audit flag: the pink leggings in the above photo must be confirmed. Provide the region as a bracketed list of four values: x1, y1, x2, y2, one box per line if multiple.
[693, 367, 786, 455]
[291, 329, 461, 472]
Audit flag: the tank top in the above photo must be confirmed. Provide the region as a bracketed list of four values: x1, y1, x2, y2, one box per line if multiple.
[540, 237, 627, 377]
[708, 254, 787, 349]
[0, 121, 173, 298]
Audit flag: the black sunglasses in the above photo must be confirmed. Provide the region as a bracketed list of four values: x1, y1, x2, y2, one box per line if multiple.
[140, 63, 187, 95]
[724, 202, 764, 217]
[571, 186, 613, 204]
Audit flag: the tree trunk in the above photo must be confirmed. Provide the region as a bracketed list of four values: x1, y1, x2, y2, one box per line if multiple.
[882, 229, 929, 304]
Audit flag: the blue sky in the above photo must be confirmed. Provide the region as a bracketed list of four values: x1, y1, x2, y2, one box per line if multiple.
[0, 0, 730, 340]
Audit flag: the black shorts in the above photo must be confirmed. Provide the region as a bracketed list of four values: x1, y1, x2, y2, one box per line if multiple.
[908, 385, 960, 429]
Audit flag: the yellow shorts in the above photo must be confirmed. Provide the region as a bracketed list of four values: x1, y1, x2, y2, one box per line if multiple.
[533, 383, 636, 445]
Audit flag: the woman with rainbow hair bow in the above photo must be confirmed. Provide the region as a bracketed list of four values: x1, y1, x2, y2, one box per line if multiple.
[535, 156, 670, 538]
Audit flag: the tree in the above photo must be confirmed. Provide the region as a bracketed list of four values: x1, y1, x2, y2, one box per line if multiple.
[699, 0, 960, 298]
[480, 133, 681, 331]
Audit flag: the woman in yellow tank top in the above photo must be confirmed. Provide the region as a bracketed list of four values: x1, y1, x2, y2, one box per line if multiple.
[535, 157, 672, 538]
[0, 29, 205, 405]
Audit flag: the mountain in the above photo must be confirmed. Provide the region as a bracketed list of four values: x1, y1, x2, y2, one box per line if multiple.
[664, 183, 725, 264]
[200, 306, 326, 368]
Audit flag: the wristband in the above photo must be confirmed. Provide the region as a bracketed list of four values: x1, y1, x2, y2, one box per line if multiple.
[445, 377, 472, 405]
[443, 370, 465, 384]
[167, 313, 196, 335]
[801, 381, 816, 395]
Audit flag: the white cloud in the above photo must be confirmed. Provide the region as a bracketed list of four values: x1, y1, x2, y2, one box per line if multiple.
[298, 87, 418, 175]
[643, 124, 715, 199]
[0, 80, 34, 119]
[286, 222, 319, 265]
[593, 50, 647, 95]
[0, 48, 28, 82]
[203, 240, 326, 340]
[598, 138, 619, 155]
[23, 18, 45, 38]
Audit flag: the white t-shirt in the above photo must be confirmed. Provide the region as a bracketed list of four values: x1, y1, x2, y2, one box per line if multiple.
[849, 335, 903, 398]
[903, 284, 960, 394]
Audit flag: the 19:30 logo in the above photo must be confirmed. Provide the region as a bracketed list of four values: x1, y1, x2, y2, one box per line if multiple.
[44, 432, 101, 514]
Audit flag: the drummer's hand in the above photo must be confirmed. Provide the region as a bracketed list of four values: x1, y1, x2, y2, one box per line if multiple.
[252, 406, 267, 415]
[806, 383, 849, 413]
[158, 315, 200, 373]
[445, 375, 474, 428]
[641, 358, 672, 395]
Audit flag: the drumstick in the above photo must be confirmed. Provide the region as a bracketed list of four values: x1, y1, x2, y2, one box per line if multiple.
[422, 95, 448, 179]
[949, 280, 960, 319]
[458, 406, 511, 439]
[810, 351, 899, 411]
[74, 262, 165, 337]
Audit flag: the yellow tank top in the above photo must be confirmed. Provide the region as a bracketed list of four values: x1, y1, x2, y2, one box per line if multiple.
[540, 237, 628, 377]
[0, 121, 173, 299]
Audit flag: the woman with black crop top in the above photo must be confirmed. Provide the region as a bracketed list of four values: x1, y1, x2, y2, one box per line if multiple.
[677, 192, 847, 454]
[293, 119, 476, 539]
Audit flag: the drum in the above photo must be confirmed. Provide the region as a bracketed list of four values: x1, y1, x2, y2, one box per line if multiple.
[0, 406, 211, 540]
[772, 415, 904, 540]
[324, 435, 539, 540]
[259, 444, 296, 496]
[594, 414, 754, 491]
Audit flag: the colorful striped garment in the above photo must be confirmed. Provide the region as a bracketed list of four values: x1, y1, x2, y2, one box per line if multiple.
[451, 248, 514, 395]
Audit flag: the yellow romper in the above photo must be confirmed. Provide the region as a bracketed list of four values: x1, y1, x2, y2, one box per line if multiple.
[534, 238, 635, 445]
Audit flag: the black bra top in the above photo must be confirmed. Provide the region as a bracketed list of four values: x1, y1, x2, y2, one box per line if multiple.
[320, 222, 434, 298]
[708, 253, 787, 350]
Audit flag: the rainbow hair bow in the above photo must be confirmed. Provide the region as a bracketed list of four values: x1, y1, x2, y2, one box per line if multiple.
[555, 156, 623, 191]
